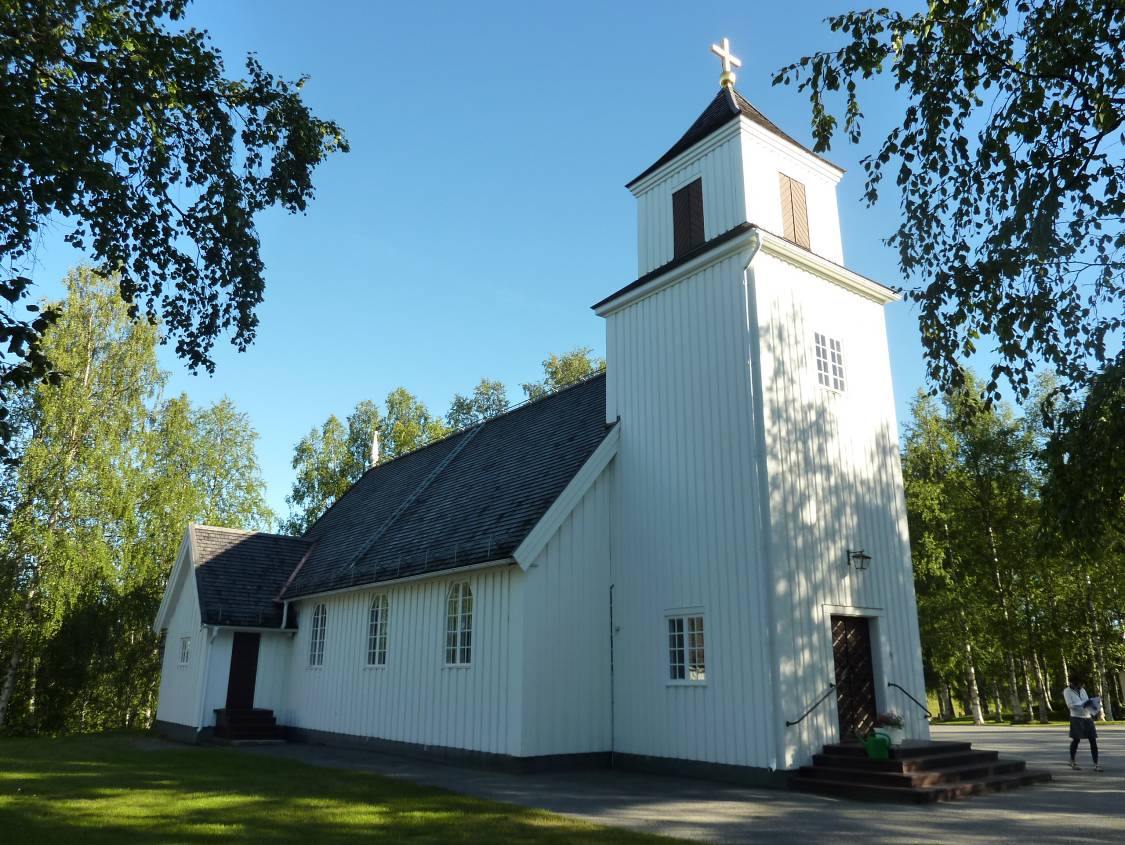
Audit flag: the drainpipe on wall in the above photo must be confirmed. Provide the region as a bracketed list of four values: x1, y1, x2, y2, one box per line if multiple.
[741, 231, 786, 773]
[608, 583, 616, 764]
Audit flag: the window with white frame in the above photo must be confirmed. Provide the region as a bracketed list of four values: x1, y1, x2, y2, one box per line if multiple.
[667, 613, 706, 682]
[178, 636, 191, 666]
[814, 332, 847, 392]
[445, 582, 473, 665]
[308, 603, 327, 667]
[367, 595, 389, 666]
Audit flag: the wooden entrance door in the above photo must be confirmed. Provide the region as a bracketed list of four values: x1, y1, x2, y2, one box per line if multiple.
[225, 632, 260, 710]
[831, 615, 877, 740]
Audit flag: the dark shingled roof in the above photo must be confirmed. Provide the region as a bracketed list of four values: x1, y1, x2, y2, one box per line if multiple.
[191, 526, 311, 627]
[626, 87, 843, 189]
[282, 373, 611, 599]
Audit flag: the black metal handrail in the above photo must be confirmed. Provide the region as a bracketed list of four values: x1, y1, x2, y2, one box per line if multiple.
[785, 683, 836, 727]
[888, 681, 932, 718]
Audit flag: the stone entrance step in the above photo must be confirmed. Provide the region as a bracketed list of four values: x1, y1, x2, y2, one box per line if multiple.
[213, 707, 284, 742]
[790, 740, 1050, 803]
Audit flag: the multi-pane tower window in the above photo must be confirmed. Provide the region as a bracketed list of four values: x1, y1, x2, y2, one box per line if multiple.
[815, 332, 846, 392]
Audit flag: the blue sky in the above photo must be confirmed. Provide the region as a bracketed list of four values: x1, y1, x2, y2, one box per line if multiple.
[29, 0, 937, 519]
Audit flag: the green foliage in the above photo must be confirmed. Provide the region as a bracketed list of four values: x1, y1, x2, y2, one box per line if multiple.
[282, 389, 449, 535]
[521, 347, 605, 401]
[901, 372, 1123, 721]
[0, 268, 272, 732]
[1042, 362, 1125, 553]
[776, 1, 1124, 402]
[0, 0, 348, 461]
[284, 347, 604, 534]
[447, 379, 509, 429]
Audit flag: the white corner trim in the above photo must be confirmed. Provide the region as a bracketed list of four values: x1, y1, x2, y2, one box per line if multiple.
[152, 527, 195, 634]
[755, 229, 901, 304]
[513, 423, 620, 569]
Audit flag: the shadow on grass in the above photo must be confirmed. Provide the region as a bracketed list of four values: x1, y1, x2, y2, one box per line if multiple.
[0, 733, 663, 844]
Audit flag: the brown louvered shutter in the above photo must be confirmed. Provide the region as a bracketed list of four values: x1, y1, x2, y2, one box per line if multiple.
[672, 178, 705, 257]
[779, 173, 811, 250]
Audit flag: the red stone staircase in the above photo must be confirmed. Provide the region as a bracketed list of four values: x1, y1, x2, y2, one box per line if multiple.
[213, 708, 284, 743]
[789, 740, 1050, 802]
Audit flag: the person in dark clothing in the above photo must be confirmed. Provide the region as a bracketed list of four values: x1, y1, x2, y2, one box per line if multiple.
[1063, 676, 1102, 772]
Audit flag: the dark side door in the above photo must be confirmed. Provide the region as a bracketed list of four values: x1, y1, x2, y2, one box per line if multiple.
[225, 631, 261, 710]
[831, 615, 877, 740]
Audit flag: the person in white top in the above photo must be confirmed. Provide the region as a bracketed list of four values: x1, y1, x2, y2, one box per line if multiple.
[1063, 676, 1102, 772]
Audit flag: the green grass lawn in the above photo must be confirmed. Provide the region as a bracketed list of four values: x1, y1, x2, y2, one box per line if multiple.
[0, 733, 665, 844]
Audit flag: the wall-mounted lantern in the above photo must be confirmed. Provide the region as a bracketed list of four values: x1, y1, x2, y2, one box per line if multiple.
[847, 549, 872, 571]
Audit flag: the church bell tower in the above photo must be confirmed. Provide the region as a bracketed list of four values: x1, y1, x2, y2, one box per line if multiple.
[593, 38, 927, 773]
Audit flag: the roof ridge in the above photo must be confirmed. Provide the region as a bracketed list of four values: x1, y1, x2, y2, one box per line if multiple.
[340, 422, 486, 576]
[192, 523, 309, 541]
[300, 371, 607, 540]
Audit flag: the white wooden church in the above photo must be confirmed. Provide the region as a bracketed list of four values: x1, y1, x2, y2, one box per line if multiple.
[153, 42, 933, 781]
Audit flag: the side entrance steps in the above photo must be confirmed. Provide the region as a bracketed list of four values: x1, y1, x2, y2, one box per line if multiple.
[789, 740, 1051, 802]
[212, 708, 285, 744]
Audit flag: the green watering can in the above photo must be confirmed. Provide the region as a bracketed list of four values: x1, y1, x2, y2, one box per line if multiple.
[864, 732, 891, 760]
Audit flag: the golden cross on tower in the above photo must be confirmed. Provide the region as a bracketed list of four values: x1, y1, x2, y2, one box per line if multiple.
[710, 37, 741, 89]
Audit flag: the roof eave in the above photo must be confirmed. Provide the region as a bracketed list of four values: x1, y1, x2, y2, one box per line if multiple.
[282, 556, 519, 604]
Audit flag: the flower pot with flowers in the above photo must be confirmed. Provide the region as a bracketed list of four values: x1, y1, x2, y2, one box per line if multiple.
[874, 711, 905, 746]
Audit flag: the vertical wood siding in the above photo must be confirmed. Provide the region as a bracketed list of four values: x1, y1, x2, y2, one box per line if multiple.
[634, 131, 745, 275]
[741, 129, 844, 265]
[605, 252, 778, 768]
[154, 562, 205, 727]
[278, 567, 519, 755]
[201, 631, 232, 725]
[751, 252, 929, 767]
[253, 633, 293, 712]
[519, 466, 614, 756]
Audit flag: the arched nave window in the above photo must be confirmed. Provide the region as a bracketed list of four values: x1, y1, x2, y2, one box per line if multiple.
[308, 603, 327, 667]
[444, 582, 473, 666]
[367, 595, 389, 666]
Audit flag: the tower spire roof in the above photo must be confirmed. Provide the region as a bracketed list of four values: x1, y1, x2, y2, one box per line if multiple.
[626, 86, 843, 190]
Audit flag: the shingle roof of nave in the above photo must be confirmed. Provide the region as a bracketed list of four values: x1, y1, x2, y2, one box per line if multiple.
[280, 372, 611, 599]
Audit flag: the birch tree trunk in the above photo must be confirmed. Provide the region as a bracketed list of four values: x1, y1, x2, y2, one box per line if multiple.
[1020, 658, 1036, 721]
[0, 638, 24, 729]
[1085, 577, 1115, 722]
[963, 637, 985, 724]
[987, 525, 1024, 719]
[941, 682, 955, 721]
[1033, 652, 1051, 722]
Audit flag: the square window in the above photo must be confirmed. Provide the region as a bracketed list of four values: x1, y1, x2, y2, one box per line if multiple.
[666, 614, 705, 683]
